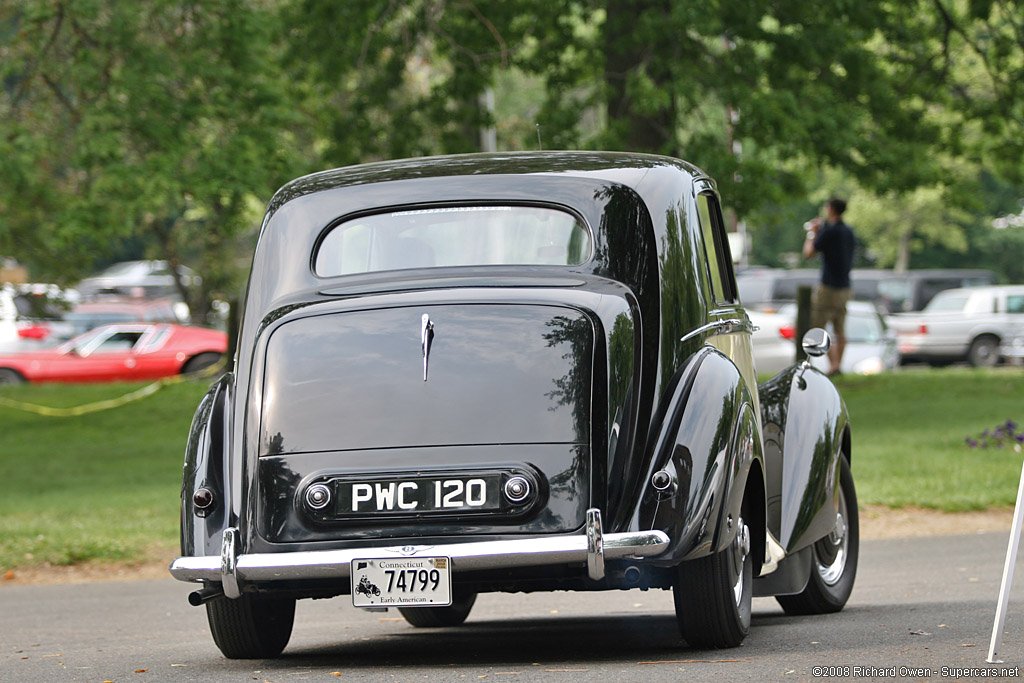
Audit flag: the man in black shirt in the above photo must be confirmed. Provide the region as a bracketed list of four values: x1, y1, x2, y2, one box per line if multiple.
[802, 196, 855, 375]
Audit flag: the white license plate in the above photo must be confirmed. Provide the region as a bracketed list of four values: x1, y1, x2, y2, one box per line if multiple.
[351, 557, 452, 608]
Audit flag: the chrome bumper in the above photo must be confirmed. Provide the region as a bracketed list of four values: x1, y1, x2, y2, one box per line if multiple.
[169, 508, 669, 599]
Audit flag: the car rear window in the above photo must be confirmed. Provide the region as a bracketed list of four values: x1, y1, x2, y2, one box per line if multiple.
[315, 205, 591, 276]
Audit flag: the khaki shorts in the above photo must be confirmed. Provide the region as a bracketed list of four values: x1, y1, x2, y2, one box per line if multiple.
[811, 285, 852, 338]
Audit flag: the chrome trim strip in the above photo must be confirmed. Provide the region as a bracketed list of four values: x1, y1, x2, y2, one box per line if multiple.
[170, 528, 670, 585]
[586, 508, 605, 581]
[680, 318, 752, 345]
[220, 527, 241, 599]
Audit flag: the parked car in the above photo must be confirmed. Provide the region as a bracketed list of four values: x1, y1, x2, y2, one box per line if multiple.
[737, 268, 995, 315]
[169, 152, 857, 658]
[75, 260, 198, 300]
[889, 285, 1024, 366]
[749, 301, 898, 376]
[1001, 330, 1024, 364]
[0, 323, 226, 384]
[0, 283, 77, 352]
[738, 268, 888, 310]
[874, 269, 995, 313]
[9, 297, 187, 348]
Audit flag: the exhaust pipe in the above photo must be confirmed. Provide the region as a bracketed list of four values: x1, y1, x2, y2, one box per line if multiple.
[188, 585, 224, 606]
[608, 565, 643, 586]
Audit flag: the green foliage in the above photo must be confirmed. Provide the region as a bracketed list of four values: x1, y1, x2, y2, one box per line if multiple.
[0, 1, 306, 317]
[3, 0, 1024, 297]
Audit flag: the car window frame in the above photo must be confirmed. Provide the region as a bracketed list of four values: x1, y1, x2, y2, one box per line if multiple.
[312, 201, 595, 278]
[75, 325, 151, 357]
[694, 187, 738, 305]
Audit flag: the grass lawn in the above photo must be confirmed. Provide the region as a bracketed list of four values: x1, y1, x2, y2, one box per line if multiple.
[0, 367, 1021, 571]
[0, 379, 210, 571]
[835, 367, 1024, 511]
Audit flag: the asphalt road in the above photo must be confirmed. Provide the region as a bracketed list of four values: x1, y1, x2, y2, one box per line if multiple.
[4, 532, 1024, 683]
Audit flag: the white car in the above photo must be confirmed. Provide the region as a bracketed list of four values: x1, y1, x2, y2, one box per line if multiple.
[0, 283, 78, 352]
[750, 300, 899, 376]
[888, 285, 1024, 366]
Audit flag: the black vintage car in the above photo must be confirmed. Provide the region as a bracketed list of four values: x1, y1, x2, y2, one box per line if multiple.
[171, 152, 858, 658]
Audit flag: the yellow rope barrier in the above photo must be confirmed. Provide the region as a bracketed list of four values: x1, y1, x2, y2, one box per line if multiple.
[0, 358, 227, 417]
[0, 381, 167, 417]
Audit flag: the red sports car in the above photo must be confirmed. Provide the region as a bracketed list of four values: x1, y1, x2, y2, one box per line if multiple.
[0, 323, 227, 384]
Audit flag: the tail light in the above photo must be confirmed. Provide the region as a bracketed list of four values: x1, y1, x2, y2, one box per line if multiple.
[918, 324, 928, 334]
[17, 322, 50, 339]
[779, 325, 796, 340]
[193, 487, 216, 515]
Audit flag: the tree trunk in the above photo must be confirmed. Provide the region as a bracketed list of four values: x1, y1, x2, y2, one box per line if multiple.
[603, 0, 677, 154]
[895, 227, 912, 272]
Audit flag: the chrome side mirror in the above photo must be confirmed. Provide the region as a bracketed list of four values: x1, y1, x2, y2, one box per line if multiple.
[802, 328, 832, 358]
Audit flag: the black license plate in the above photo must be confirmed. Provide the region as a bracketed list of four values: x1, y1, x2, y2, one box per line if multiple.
[334, 474, 502, 516]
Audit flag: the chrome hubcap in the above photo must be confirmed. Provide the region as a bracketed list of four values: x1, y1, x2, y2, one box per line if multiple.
[817, 493, 849, 586]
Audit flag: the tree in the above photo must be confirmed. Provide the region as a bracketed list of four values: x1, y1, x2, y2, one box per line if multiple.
[0, 1, 306, 319]
[283, 1, 962, 216]
[5, 0, 1023, 300]
[897, 0, 1024, 184]
[282, 0, 526, 165]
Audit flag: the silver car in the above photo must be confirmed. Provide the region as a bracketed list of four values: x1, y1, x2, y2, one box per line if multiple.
[889, 285, 1024, 366]
[749, 300, 898, 376]
[75, 260, 198, 300]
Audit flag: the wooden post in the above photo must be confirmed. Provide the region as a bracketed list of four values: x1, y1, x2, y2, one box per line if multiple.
[795, 285, 812, 362]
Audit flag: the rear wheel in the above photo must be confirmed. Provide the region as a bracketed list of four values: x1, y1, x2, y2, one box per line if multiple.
[182, 352, 222, 375]
[776, 456, 859, 615]
[398, 591, 477, 628]
[0, 368, 25, 385]
[673, 510, 753, 648]
[206, 594, 295, 659]
[967, 336, 1000, 367]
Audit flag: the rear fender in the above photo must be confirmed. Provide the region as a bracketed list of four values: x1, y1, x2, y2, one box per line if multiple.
[758, 364, 849, 554]
[639, 349, 764, 565]
[180, 373, 233, 557]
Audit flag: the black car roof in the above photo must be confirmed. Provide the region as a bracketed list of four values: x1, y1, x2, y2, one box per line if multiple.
[268, 151, 707, 214]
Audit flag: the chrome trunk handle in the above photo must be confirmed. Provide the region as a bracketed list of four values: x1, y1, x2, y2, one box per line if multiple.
[421, 314, 435, 381]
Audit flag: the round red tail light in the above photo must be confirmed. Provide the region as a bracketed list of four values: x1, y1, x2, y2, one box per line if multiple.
[193, 487, 215, 511]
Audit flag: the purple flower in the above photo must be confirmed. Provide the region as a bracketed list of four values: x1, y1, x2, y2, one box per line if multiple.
[965, 421, 1023, 449]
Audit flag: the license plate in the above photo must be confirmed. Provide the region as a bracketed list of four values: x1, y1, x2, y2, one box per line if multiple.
[351, 557, 452, 608]
[335, 474, 501, 516]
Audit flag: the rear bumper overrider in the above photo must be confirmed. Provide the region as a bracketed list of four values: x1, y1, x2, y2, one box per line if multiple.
[170, 508, 669, 599]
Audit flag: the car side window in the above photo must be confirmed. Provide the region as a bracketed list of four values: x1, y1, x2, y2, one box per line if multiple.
[696, 192, 737, 304]
[138, 327, 172, 353]
[92, 331, 144, 354]
[1007, 295, 1024, 314]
